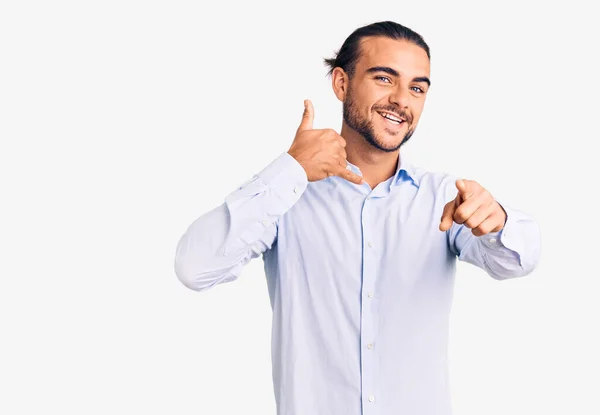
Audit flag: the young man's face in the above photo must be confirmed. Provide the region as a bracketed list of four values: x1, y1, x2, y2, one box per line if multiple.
[340, 36, 431, 152]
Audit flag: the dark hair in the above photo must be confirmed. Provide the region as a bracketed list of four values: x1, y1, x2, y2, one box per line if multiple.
[323, 21, 430, 78]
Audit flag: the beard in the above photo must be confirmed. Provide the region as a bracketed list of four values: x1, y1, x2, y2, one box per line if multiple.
[342, 87, 415, 152]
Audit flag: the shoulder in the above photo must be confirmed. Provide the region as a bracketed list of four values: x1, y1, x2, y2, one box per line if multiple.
[410, 165, 460, 200]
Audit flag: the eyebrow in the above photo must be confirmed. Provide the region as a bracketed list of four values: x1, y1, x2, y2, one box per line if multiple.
[366, 66, 431, 87]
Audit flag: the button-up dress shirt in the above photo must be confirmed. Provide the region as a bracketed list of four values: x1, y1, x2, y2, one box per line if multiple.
[174, 150, 541, 415]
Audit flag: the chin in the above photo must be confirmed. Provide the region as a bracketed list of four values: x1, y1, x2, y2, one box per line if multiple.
[373, 138, 402, 152]
[379, 129, 411, 150]
[380, 132, 402, 144]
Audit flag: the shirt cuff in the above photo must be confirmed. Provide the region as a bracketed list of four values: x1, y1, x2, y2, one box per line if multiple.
[478, 200, 525, 262]
[257, 151, 309, 209]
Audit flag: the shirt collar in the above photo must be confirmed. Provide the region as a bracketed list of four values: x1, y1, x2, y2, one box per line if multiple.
[393, 151, 420, 187]
[346, 151, 420, 188]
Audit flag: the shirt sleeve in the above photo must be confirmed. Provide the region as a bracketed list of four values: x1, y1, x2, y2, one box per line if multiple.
[445, 180, 542, 280]
[174, 151, 308, 291]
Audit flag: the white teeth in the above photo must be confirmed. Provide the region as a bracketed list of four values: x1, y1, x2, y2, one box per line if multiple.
[380, 112, 403, 124]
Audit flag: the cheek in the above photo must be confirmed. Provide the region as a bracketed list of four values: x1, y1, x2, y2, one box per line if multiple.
[353, 86, 383, 106]
[410, 101, 426, 123]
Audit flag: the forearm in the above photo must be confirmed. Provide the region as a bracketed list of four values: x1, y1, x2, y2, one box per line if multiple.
[174, 151, 308, 291]
[456, 201, 541, 280]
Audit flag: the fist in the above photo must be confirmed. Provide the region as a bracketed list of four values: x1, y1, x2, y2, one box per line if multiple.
[288, 100, 364, 185]
[439, 179, 507, 236]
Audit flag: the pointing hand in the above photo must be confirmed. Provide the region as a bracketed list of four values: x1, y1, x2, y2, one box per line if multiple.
[439, 179, 507, 236]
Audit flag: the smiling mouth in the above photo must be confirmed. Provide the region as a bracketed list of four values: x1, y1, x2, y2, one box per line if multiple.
[376, 111, 406, 126]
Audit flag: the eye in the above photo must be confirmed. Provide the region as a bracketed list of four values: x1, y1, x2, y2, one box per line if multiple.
[376, 76, 392, 83]
[411, 86, 425, 93]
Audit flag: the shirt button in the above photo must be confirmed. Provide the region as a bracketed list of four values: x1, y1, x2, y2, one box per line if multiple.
[368, 396, 375, 402]
[293, 186, 299, 194]
[261, 220, 268, 226]
[368, 292, 373, 298]
[489, 238, 496, 244]
[367, 343, 373, 350]
[367, 241, 373, 248]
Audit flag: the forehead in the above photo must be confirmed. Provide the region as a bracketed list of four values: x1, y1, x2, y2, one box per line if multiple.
[356, 36, 430, 76]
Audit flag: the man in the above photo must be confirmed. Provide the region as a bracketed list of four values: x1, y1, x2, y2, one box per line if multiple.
[174, 21, 541, 415]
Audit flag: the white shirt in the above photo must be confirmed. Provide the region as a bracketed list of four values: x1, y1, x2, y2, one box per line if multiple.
[174, 151, 541, 415]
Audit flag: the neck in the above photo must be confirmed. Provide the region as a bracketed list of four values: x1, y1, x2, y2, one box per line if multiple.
[340, 124, 399, 189]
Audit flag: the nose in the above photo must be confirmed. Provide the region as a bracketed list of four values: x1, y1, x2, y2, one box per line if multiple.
[389, 85, 410, 109]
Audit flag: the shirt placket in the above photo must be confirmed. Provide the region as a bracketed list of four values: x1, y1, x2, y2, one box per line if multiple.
[360, 194, 378, 415]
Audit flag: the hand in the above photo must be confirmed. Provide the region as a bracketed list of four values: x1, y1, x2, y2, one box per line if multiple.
[439, 179, 507, 236]
[287, 100, 364, 185]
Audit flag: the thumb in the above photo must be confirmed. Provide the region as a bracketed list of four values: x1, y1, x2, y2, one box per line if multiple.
[297, 99, 314, 132]
[439, 197, 459, 231]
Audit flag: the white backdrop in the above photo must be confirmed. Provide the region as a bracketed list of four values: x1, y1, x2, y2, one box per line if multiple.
[1, 1, 598, 414]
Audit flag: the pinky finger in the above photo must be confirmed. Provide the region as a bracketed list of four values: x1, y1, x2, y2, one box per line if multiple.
[335, 166, 364, 185]
[472, 214, 500, 236]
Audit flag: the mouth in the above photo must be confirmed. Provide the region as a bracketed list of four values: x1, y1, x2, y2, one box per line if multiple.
[376, 111, 406, 128]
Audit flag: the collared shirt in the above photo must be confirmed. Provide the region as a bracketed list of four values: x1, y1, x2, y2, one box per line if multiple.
[174, 150, 541, 415]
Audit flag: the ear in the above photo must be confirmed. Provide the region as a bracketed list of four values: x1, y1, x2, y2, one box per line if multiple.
[331, 67, 348, 102]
